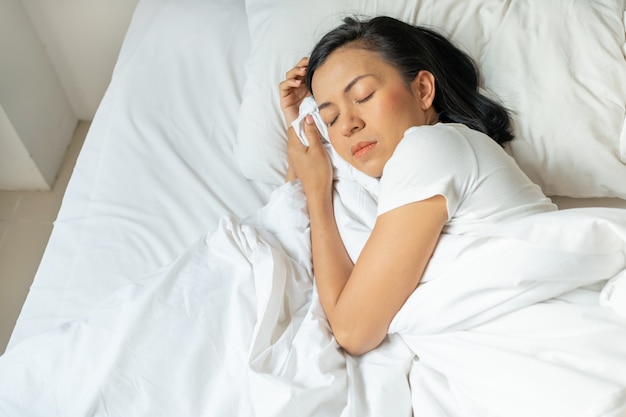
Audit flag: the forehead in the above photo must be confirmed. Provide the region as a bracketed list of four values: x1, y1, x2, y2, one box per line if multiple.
[311, 47, 392, 96]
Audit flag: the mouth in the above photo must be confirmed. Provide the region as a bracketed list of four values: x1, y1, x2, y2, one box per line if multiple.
[351, 141, 377, 158]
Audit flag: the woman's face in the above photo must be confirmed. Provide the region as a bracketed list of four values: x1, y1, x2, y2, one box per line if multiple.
[311, 46, 436, 178]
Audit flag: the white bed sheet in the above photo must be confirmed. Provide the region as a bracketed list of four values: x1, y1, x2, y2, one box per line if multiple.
[8, 0, 272, 348]
[2, 178, 626, 416]
[8, 0, 626, 361]
[2, 0, 626, 414]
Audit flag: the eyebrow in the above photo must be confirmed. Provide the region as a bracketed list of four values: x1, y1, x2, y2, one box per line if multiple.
[317, 74, 374, 111]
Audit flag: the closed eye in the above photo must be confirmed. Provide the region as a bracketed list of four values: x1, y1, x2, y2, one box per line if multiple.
[325, 92, 373, 127]
[326, 114, 339, 127]
[356, 92, 374, 104]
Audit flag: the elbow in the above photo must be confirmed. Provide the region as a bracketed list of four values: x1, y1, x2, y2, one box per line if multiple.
[333, 326, 384, 357]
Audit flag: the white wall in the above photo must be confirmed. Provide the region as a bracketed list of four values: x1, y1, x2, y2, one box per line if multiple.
[20, 0, 140, 120]
[0, 105, 48, 190]
[0, 0, 138, 190]
[0, 0, 77, 190]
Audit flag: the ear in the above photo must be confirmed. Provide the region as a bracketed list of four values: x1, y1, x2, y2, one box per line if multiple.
[410, 70, 436, 110]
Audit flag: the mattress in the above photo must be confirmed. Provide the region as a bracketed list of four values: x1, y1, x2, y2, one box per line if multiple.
[8, 0, 273, 348]
[3, 1, 626, 415]
[10, 0, 626, 352]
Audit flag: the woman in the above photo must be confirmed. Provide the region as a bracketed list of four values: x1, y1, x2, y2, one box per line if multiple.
[279, 16, 555, 356]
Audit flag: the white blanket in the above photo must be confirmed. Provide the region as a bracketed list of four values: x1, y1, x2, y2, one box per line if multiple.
[1, 179, 626, 417]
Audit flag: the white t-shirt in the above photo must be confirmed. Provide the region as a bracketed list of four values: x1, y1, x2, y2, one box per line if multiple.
[377, 123, 556, 235]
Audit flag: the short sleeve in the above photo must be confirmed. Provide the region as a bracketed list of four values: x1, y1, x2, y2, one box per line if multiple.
[377, 124, 478, 218]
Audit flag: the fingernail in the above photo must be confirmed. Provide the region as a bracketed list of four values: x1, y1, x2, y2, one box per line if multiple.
[305, 114, 314, 125]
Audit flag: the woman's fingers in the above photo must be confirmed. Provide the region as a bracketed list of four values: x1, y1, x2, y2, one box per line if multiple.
[280, 68, 306, 97]
[284, 64, 307, 80]
[282, 60, 307, 86]
[303, 115, 323, 148]
[279, 78, 305, 99]
[287, 126, 306, 149]
[288, 57, 309, 77]
[287, 121, 333, 195]
[280, 58, 310, 125]
[288, 120, 326, 167]
[282, 58, 331, 194]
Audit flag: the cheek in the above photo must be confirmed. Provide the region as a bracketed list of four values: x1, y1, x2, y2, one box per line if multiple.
[377, 90, 416, 127]
[328, 136, 350, 160]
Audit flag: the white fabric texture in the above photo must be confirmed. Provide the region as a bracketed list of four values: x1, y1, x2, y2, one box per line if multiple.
[378, 123, 557, 234]
[8, 0, 272, 349]
[3, 95, 626, 415]
[4, 1, 626, 416]
[291, 95, 329, 146]
[2, 180, 626, 416]
[235, 0, 626, 198]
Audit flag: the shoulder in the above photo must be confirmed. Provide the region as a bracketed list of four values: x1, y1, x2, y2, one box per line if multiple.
[396, 123, 477, 157]
[377, 124, 481, 217]
[384, 123, 478, 176]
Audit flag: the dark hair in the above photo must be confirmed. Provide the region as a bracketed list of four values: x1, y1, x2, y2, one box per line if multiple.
[305, 16, 514, 146]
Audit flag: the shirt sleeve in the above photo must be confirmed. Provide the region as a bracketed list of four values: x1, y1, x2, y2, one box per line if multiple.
[377, 124, 478, 219]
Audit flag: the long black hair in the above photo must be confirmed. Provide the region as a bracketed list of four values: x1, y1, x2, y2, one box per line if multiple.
[305, 16, 514, 146]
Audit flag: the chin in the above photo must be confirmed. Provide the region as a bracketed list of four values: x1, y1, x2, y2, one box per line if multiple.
[347, 157, 382, 178]
[358, 165, 382, 179]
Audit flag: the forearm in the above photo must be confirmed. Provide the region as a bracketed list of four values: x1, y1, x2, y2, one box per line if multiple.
[307, 194, 448, 356]
[307, 191, 396, 355]
[286, 111, 390, 354]
[306, 192, 355, 334]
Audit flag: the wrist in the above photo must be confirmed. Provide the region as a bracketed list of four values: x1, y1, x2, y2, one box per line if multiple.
[306, 190, 334, 221]
[282, 108, 298, 126]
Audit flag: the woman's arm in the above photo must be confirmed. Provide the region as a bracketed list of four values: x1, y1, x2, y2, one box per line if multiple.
[287, 121, 447, 356]
[279, 57, 310, 183]
[314, 195, 446, 356]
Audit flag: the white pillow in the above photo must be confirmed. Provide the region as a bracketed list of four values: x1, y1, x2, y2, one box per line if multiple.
[236, 0, 626, 198]
[243, 0, 278, 46]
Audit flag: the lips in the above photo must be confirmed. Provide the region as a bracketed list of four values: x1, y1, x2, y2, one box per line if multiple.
[351, 141, 377, 158]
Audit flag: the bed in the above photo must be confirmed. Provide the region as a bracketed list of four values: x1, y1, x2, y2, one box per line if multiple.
[1, 0, 626, 415]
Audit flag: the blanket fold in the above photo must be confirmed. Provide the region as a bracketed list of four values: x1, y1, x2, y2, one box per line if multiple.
[1, 181, 625, 417]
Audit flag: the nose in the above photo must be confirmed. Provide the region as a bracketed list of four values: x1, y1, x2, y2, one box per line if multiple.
[339, 113, 364, 137]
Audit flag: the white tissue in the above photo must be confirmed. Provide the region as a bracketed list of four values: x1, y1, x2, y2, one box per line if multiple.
[290, 96, 380, 196]
[290, 96, 329, 146]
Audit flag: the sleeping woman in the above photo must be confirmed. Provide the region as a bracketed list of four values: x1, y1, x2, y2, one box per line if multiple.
[0, 15, 625, 417]
[279, 16, 601, 356]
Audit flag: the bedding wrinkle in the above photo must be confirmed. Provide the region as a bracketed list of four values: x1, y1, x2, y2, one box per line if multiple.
[621, 114, 626, 161]
[4, 0, 626, 415]
[2, 164, 626, 416]
[9, 0, 270, 351]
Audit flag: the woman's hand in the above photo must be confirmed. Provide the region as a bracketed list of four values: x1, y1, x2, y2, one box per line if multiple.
[279, 57, 310, 126]
[287, 115, 333, 199]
